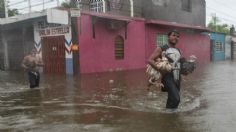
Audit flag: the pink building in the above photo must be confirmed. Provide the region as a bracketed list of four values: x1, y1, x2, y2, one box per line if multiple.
[78, 11, 210, 74]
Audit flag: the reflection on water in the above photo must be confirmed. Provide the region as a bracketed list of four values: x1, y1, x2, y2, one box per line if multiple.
[1, 61, 236, 131]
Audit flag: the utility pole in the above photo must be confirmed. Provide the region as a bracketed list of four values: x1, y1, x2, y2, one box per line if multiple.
[4, 0, 8, 18]
[28, 0, 31, 13]
[213, 13, 217, 32]
[56, 0, 60, 6]
[43, 0, 45, 10]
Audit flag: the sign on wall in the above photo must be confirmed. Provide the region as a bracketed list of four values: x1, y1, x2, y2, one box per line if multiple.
[47, 9, 69, 25]
[37, 20, 70, 37]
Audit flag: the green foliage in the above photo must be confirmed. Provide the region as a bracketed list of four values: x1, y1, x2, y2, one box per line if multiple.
[0, 0, 19, 18]
[61, 0, 78, 8]
[0, 0, 5, 18]
[207, 16, 230, 34]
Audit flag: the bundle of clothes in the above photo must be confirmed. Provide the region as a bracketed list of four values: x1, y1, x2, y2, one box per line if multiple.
[146, 53, 197, 89]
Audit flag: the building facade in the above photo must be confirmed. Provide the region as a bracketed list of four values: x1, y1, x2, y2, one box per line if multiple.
[141, 0, 206, 26]
[0, 0, 210, 74]
[77, 0, 205, 26]
[78, 11, 210, 73]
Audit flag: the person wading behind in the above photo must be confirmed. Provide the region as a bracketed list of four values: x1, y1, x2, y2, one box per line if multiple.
[148, 30, 183, 109]
[21, 49, 44, 88]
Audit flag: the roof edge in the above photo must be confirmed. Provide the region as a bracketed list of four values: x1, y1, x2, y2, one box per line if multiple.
[146, 19, 210, 32]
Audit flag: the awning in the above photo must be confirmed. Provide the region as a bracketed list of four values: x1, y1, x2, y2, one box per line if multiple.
[146, 19, 210, 32]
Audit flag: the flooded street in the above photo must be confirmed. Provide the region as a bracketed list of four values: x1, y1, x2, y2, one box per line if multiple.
[1, 61, 236, 132]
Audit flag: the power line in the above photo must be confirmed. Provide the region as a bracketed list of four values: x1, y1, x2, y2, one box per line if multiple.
[207, 0, 235, 9]
[206, 14, 236, 25]
[206, 6, 236, 20]
[8, 0, 27, 6]
[206, 13, 236, 23]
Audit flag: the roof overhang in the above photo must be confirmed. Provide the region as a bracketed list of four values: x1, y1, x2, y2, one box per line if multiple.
[0, 8, 69, 30]
[0, 11, 47, 25]
[82, 11, 133, 22]
[146, 19, 210, 32]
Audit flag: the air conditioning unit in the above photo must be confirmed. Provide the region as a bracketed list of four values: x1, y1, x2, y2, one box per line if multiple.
[106, 20, 125, 31]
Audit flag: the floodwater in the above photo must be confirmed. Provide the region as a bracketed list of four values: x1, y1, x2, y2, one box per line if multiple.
[1, 61, 236, 132]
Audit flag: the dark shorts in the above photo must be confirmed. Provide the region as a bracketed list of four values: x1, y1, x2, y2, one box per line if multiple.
[28, 71, 40, 88]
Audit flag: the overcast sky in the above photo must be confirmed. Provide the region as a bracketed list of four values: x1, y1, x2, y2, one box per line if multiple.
[205, 0, 236, 26]
[7, 0, 236, 26]
[7, 0, 64, 13]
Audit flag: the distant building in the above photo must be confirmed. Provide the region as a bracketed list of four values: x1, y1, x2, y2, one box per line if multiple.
[210, 33, 225, 61]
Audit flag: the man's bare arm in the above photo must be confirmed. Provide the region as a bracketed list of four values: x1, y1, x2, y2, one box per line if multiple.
[21, 56, 30, 70]
[147, 47, 162, 71]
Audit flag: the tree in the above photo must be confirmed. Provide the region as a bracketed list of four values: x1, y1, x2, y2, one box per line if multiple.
[61, 0, 78, 8]
[0, 0, 19, 18]
[207, 16, 230, 34]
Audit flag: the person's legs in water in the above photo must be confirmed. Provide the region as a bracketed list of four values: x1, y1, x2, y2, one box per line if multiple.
[162, 73, 180, 109]
[28, 72, 37, 88]
[35, 72, 40, 87]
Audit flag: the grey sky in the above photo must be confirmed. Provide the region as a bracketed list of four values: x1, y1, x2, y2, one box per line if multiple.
[7, 0, 64, 13]
[7, 0, 236, 26]
[205, 0, 236, 26]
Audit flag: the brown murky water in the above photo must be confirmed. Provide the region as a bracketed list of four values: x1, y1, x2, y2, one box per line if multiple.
[1, 61, 236, 132]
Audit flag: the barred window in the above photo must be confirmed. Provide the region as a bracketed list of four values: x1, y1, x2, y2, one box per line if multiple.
[182, 0, 191, 12]
[156, 34, 168, 47]
[215, 41, 224, 52]
[90, 0, 104, 12]
[109, 0, 122, 10]
[115, 36, 124, 60]
[75, 0, 82, 9]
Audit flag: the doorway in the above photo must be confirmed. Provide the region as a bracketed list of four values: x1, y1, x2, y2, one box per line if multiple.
[41, 36, 65, 74]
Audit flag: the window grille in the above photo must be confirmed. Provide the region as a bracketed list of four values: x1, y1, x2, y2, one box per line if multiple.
[115, 36, 124, 60]
[156, 34, 168, 47]
[182, 0, 191, 12]
[90, 0, 104, 12]
[215, 41, 224, 52]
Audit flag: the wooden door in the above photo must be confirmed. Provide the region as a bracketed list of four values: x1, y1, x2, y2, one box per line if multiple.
[41, 36, 65, 74]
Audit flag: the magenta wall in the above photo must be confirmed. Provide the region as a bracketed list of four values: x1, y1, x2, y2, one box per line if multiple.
[146, 25, 210, 64]
[78, 14, 146, 73]
[178, 32, 211, 64]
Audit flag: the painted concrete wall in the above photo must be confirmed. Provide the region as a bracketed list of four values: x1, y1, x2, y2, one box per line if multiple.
[225, 35, 232, 60]
[210, 33, 225, 61]
[140, 0, 206, 27]
[78, 14, 146, 73]
[0, 32, 3, 69]
[146, 25, 210, 63]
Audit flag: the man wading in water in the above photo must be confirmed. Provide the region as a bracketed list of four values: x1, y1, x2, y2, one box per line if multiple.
[21, 49, 44, 88]
[148, 30, 182, 109]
